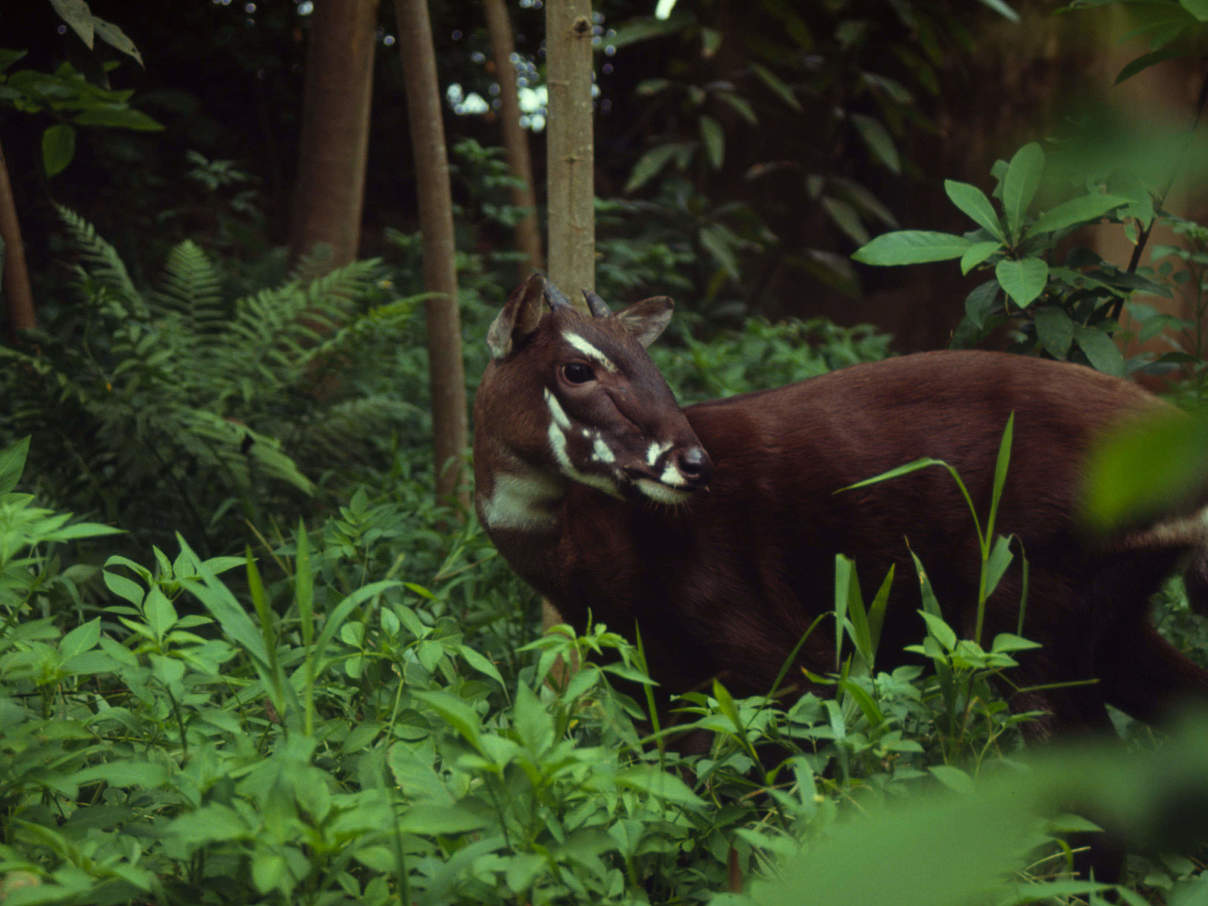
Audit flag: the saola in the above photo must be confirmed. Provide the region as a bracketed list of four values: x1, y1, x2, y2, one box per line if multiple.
[473, 273, 1208, 736]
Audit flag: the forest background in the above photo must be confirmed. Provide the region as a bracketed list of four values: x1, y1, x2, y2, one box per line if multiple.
[6, 1, 1208, 904]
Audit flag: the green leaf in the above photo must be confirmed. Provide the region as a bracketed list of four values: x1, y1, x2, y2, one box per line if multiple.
[1033, 306, 1074, 358]
[822, 196, 869, 245]
[852, 230, 971, 265]
[750, 62, 802, 112]
[1082, 408, 1208, 530]
[1026, 194, 1129, 237]
[72, 759, 170, 788]
[1180, 0, 1208, 21]
[1115, 47, 1182, 85]
[699, 115, 724, 169]
[625, 142, 689, 193]
[41, 123, 76, 178]
[1074, 325, 1125, 376]
[49, 0, 95, 47]
[944, 180, 1004, 239]
[1001, 142, 1044, 238]
[616, 765, 705, 808]
[995, 257, 1048, 308]
[960, 241, 1001, 275]
[929, 764, 975, 794]
[716, 91, 757, 125]
[851, 114, 900, 173]
[60, 617, 101, 659]
[0, 437, 30, 494]
[412, 689, 487, 756]
[397, 804, 490, 836]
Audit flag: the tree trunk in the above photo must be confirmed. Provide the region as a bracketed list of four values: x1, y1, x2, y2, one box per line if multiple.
[289, 0, 378, 267]
[485, 0, 543, 279]
[0, 139, 36, 339]
[543, 0, 596, 641]
[395, 0, 469, 505]
[545, 0, 595, 298]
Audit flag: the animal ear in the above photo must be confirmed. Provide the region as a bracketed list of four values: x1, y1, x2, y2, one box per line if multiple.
[616, 296, 674, 348]
[487, 274, 547, 359]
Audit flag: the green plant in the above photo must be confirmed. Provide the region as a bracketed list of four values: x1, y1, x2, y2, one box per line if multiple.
[0, 208, 425, 555]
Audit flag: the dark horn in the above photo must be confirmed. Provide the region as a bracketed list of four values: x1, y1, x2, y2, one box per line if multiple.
[542, 280, 573, 310]
[583, 289, 612, 318]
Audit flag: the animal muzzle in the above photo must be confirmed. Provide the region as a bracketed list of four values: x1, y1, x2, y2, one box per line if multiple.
[625, 443, 713, 504]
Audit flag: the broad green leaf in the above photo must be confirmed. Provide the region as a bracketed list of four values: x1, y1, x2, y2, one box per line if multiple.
[609, 15, 687, 49]
[616, 765, 705, 808]
[1115, 47, 1181, 84]
[412, 689, 486, 756]
[944, 180, 1003, 239]
[995, 257, 1048, 308]
[1033, 306, 1074, 358]
[1026, 193, 1129, 237]
[750, 62, 802, 112]
[1181, 0, 1208, 21]
[625, 142, 687, 193]
[851, 114, 900, 173]
[1001, 142, 1044, 238]
[852, 230, 971, 265]
[49, 0, 95, 47]
[929, 764, 975, 794]
[1074, 325, 1125, 376]
[42, 123, 76, 178]
[699, 115, 724, 169]
[960, 241, 1001, 275]
[396, 804, 490, 836]
[0, 437, 30, 494]
[1082, 408, 1208, 530]
[73, 105, 161, 131]
[919, 611, 957, 652]
[60, 617, 101, 659]
[822, 196, 869, 245]
[716, 91, 757, 124]
[72, 759, 170, 787]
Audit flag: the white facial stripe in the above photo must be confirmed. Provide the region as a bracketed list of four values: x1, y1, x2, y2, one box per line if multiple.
[544, 388, 571, 430]
[563, 332, 618, 373]
[544, 394, 623, 499]
[646, 440, 672, 467]
[480, 471, 561, 531]
[591, 434, 616, 464]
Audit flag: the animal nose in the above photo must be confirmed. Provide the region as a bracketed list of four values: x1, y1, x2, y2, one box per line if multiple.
[674, 446, 713, 487]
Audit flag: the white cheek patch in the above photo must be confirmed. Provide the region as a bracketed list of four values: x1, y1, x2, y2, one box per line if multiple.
[1117, 506, 1208, 552]
[562, 332, 618, 373]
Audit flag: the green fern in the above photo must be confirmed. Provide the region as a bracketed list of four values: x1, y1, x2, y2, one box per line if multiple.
[2, 208, 426, 554]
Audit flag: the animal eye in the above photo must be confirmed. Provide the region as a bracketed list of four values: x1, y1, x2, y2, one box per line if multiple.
[561, 362, 596, 384]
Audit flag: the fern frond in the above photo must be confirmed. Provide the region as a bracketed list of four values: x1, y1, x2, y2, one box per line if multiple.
[54, 205, 143, 311]
[152, 240, 225, 331]
[280, 395, 426, 465]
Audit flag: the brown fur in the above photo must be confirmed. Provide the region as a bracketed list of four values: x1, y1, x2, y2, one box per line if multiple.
[474, 283, 1208, 738]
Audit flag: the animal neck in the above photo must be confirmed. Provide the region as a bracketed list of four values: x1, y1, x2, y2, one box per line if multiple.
[474, 440, 569, 537]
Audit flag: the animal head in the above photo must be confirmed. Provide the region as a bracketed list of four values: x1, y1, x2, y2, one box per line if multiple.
[474, 274, 712, 518]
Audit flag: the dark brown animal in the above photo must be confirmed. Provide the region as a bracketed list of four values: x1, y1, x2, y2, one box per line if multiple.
[473, 274, 1208, 736]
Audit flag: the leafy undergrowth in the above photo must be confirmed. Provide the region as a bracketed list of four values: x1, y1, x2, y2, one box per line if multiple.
[3, 433, 1207, 906]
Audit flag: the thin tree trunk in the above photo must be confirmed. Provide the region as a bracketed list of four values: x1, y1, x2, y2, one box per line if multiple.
[395, 0, 469, 505]
[485, 0, 543, 279]
[546, 0, 595, 298]
[289, 0, 378, 267]
[543, 0, 596, 641]
[0, 139, 36, 338]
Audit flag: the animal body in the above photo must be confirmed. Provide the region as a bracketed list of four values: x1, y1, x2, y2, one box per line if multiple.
[473, 273, 1208, 736]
